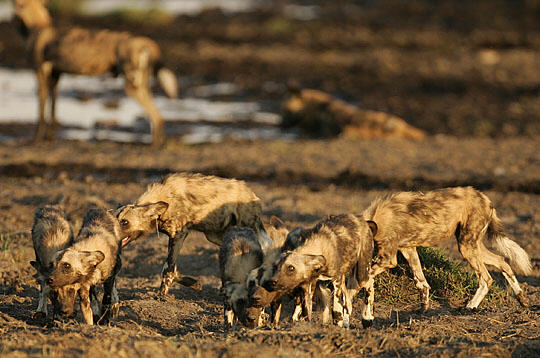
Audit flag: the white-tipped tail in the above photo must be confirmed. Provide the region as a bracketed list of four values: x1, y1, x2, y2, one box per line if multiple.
[157, 68, 178, 98]
[492, 236, 533, 275]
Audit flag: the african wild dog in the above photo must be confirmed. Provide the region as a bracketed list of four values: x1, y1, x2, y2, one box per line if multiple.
[219, 227, 265, 328]
[282, 87, 426, 140]
[115, 172, 272, 296]
[30, 205, 74, 320]
[363, 186, 533, 311]
[11, 0, 178, 146]
[48, 208, 122, 325]
[245, 218, 307, 326]
[260, 214, 377, 328]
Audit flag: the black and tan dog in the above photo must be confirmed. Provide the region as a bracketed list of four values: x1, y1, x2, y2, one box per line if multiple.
[219, 227, 265, 328]
[11, 0, 178, 146]
[30, 205, 74, 320]
[115, 172, 272, 296]
[48, 208, 122, 325]
[260, 214, 376, 328]
[363, 186, 532, 311]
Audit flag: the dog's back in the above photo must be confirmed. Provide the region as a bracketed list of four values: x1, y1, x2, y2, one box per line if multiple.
[31, 205, 73, 273]
[138, 173, 265, 243]
[363, 186, 490, 248]
[72, 208, 121, 282]
[294, 214, 373, 278]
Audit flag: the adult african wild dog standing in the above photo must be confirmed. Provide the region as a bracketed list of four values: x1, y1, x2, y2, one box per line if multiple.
[115, 172, 272, 296]
[11, 0, 178, 146]
[261, 214, 377, 328]
[48, 208, 123, 325]
[363, 186, 532, 311]
[219, 227, 265, 328]
[30, 205, 74, 320]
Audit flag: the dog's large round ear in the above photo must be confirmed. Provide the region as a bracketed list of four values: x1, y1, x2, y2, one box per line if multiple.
[143, 201, 169, 219]
[367, 220, 378, 237]
[83, 251, 105, 268]
[309, 255, 327, 273]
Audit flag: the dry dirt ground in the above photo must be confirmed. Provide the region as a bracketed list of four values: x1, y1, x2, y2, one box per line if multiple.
[0, 1, 540, 357]
[0, 138, 539, 357]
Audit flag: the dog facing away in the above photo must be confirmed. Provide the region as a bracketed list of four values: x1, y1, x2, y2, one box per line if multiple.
[48, 208, 123, 325]
[219, 227, 265, 328]
[30, 205, 74, 320]
[115, 172, 272, 296]
[260, 214, 376, 328]
[282, 87, 426, 140]
[11, 0, 178, 146]
[363, 186, 533, 311]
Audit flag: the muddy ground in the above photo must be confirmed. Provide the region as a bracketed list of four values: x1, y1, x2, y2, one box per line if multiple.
[1, 0, 540, 357]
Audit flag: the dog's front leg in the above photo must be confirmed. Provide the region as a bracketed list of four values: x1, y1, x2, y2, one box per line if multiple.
[159, 229, 188, 296]
[34, 280, 50, 320]
[79, 286, 93, 325]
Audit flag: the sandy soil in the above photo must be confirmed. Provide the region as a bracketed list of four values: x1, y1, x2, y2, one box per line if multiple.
[0, 1, 540, 357]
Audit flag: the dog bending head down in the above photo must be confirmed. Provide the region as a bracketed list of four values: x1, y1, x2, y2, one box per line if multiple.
[263, 252, 326, 293]
[115, 202, 169, 246]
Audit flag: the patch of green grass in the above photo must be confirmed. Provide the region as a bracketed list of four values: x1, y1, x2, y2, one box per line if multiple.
[102, 8, 173, 26]
[375, 247, 509, 308]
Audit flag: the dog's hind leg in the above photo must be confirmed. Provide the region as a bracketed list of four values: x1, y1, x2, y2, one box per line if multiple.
[400, 247, 431, 311]
[458, 240, 494, 310]
[479, 244, 529, 306]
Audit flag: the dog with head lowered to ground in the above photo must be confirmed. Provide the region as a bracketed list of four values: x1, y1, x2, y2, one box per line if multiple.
[30, 205, 74, 320]
[219, 227, 265, 329]
[48, 208, 122, 325]
[363, 186, 533, 311]
[260, 214, 377, 328]
[11, 0, 178, 146]
[115, 172, 272, 297]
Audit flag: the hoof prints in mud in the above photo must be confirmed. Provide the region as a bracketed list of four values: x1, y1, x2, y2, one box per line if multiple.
[1, 161, 539, 194]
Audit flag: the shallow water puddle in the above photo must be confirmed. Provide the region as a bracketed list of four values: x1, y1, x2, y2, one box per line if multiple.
[0, 67, 291, 144]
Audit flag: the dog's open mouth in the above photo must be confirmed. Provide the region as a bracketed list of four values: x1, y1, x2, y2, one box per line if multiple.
[121, 236, 132, 247]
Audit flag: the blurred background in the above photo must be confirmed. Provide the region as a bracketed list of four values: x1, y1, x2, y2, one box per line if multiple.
[0, 0, 539, 143]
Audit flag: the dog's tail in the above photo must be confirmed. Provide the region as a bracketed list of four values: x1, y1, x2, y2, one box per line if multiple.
[155, 63, 178, 99]
[487, 209, 533, 275]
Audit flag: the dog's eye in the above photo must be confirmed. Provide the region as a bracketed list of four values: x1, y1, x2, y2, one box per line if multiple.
[62, 262, 71, 271]
[120, 219, 129, 227]
[287, 265, 295, 273]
